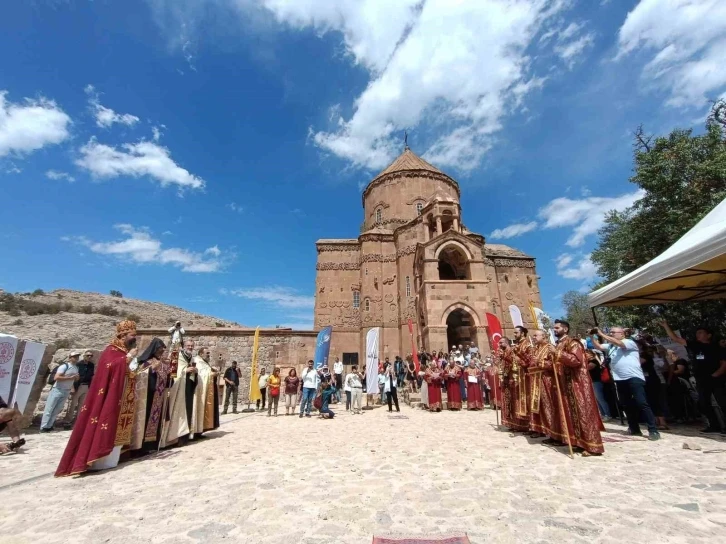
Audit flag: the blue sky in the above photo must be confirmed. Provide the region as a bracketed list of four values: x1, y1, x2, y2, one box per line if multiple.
[1, 0, 724, 329]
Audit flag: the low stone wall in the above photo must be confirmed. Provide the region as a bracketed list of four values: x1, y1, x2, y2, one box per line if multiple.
[137, 328, 319, 404]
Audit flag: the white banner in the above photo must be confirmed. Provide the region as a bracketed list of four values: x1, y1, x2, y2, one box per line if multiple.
[11, 341, 46, 413]
[508, 305, 524, 327]
[365, 328, 380, 395]
[0, 333, 19, 403]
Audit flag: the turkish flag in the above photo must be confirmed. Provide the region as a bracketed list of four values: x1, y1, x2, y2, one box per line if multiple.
[485, 312, 503, 350]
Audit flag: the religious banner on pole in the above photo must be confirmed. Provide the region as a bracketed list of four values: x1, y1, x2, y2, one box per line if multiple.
[249, 327, 261, 403]
[11, 341, 45, 413]
[508, 305, 524, 328]
[314, 326, 332, 370]
[407, 319, 420, 372]
[365, 327, 380, 395]
[0, 333, 19, 403]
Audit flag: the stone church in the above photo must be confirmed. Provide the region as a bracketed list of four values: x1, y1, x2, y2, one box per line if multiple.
[314, 146, 542, 366]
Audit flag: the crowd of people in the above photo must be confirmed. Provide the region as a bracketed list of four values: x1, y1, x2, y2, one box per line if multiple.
[2, 315, 724, 464]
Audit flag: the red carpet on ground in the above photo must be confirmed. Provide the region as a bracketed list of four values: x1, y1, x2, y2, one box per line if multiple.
[372, 534, 470, 544]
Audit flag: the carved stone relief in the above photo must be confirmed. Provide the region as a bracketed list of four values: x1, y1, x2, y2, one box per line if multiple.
[317, 244, 359, 252]
[317, 262, 361, 271]
[493, 258, 536, 269]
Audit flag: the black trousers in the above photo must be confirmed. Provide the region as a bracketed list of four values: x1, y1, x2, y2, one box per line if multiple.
[386, 389, 400, 412]
[697, 378, 726, 430]
[257, 387, 266, 409]
[345, 390, 351, 410]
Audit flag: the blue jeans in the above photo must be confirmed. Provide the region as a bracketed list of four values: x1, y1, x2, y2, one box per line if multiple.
[300, 387, 316, 415]
[459, 376, 467, 401]
[41, 387, 71, 430]
[615, 378, 658, 434]
[593, 381, 611, 418]
[321, 407, 335, 419]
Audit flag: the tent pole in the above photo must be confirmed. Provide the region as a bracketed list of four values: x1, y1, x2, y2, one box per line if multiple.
[591, 308, 599, 327]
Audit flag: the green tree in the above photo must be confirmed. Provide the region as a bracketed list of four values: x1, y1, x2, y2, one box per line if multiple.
[591, 101, 726, 336]
[561, 291, 597, 336]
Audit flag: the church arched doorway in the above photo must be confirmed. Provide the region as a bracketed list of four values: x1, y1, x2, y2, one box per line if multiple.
[438, 245, 470, 280]
[446, 308, 478, 351]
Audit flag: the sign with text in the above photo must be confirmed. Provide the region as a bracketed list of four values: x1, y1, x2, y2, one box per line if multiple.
[11, 341, 45, 413]
[0, 333, 19, 403]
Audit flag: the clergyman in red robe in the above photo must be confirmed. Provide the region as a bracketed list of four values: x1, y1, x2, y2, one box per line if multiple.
[444, 360, 462, 410]
[55, 320, 139, 477]
[553, 319, 605, 456]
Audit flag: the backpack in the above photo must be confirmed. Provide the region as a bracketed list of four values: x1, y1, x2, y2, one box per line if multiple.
[48, 363, 68, 386]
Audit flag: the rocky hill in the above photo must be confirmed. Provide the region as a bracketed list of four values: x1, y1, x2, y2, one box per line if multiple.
[0, 288, 241, 350]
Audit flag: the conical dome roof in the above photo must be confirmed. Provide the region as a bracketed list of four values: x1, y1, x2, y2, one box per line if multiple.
[372, 148, 445, 181]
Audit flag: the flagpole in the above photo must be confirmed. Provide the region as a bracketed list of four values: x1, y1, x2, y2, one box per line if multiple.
[242, 326, 260, 413]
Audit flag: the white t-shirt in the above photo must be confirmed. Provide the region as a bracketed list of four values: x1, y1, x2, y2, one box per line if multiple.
[301, 367, 319, 389]
[345, 372, 362, 390]
[333, 361, 344, 375]
[601, 339, 644, 381]
[258, 374, 270, 389]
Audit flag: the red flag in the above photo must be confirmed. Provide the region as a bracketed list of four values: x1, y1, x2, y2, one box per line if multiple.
[485, 312, 503, 350]
[408, 319, 420, 372]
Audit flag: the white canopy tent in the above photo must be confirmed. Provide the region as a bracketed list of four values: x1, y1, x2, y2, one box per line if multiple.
[589, 197, 726, 307]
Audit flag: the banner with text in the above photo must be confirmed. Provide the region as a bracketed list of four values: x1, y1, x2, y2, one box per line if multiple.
[11, 341, 45, 413]
[0, 333, 19, 403]
[314, 326, 332, 370]
[365, 327, 380, 395]
[249, 327, 261, 403]
[407, 319, 420, 373]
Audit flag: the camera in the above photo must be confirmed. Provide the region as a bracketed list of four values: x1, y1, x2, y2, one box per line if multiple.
[588, 328, 599, 335]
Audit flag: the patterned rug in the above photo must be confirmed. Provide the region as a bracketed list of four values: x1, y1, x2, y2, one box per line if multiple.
[372, 533, 470, 544]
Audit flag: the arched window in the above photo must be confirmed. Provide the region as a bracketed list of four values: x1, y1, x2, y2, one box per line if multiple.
[353, 291, 360, 308]
[438, 245, 471, 280]
[405, 276, 411, 297]
[416, 202, 423, 215]
[364, 298, 370, 312]
[375, 208, 382, 223]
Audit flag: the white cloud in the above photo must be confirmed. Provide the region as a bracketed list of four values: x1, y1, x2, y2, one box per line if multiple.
[76, 137, 205, 190]
[5, 164, 21, 174]
[616, 0, 726, 108]
[85, 85, 140, 128]
[205, 245, 221, 257]
[150, 0, 569, 172]
[67, 224, 226, 273]
[556, 252, 598, 281]
[151, 125, 165, 141]
[224, 286, 314, 309]
[554, 31, 595, 69]
[0, 91, 71, 157]
[489, 221, 538, 240]
[227, 202, 243, 214]
[538, 189, 644, 247]
[45, 170, 76, 182]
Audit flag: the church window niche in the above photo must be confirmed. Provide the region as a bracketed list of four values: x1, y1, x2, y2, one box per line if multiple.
[364, 298, 370, 312]
[416, 202, 424, 215]
[438, 245, 471, 280]
[353, 291, 360, 308]
[375, 208, 382, 223]
[440, 209, 454, 233]
[405, 276, 411, 297]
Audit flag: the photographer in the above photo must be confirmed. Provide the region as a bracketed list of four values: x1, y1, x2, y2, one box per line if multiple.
[591, 327, 660, 440]
[168, 321, 185, 348]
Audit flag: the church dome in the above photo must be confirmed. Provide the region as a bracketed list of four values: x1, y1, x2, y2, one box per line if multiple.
[361, 147, 461, 211]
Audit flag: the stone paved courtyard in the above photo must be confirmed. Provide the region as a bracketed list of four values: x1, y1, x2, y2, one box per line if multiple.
[2, 405, 726, 544]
